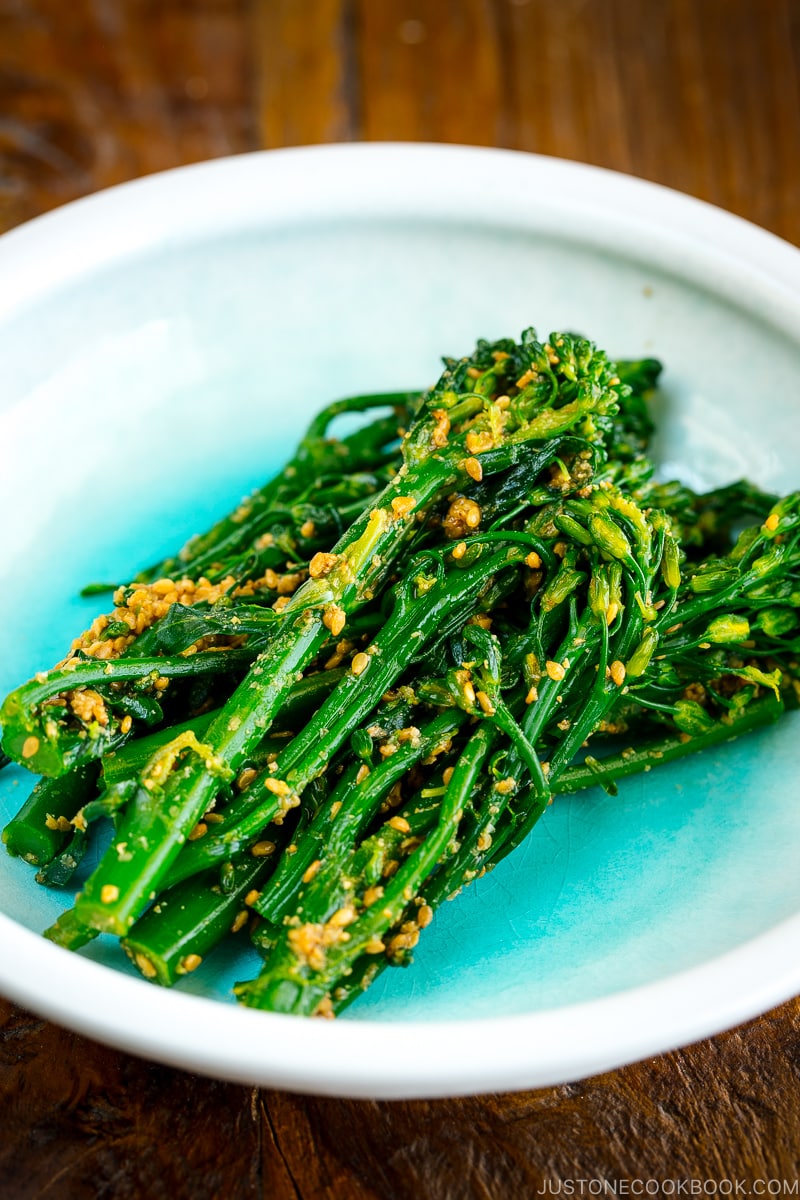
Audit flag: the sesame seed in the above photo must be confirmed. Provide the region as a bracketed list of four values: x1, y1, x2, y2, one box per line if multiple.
[323, 604, 346, 637]
[302, 859, 322, 883]
[237, 767, 257, 791]
[609, 660, 626, 687]
[465, 430, 493, 454]
[100, 884, 119, 904]
[308, 551, 338, 579]
[351, 652, 370, 676]
[264, 777, 291, 797]
[178, 954, 202, 974]
[389, 929, 420, 954]
[391, 496, 416, 519]
[329, 905, 356, 927]
[252, 840, 277, 857]
[443, 497, 482, 539]
[431, 409, 451, 448]
[314, 996, 335, 1019]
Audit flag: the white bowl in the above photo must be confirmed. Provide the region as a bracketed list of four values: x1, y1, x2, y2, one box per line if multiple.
[1, 144, 800, 1098]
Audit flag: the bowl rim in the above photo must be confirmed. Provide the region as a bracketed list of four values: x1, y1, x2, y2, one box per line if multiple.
[2, 142, 800, 1099]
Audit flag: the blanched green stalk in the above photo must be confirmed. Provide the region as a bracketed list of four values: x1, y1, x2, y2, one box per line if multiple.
[552, 691, 785, 795]
[4, 396, 412, 775]
[121, 857, 273, 987]
[235, 723, 499, 1014]
[122, 714, 466, 983]
[23, 327, 791, 1023]
[2, 763, 99, 866]
[44, 908, 99, 951]
[252, 708, 468, 931]
[317, 687, 787, 1015]
[160, 546, 524, 890]
[100, 666, 345, 788]
[137, 393, 415, 583]
[69, 339, 616, 939]
[0, 646, 257, 777]
[322, 493, 665, 1000]
[328, 689, 787, 1015]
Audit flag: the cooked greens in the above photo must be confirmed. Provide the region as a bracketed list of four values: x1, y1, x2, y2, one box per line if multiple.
[2, 328, 798, 1017]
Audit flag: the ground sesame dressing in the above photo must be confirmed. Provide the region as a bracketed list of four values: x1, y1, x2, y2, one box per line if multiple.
[6, 328, 795, 1024]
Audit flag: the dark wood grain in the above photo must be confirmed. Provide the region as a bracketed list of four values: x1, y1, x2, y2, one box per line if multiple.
[3, 0, 800, 1196]
[3, 993, 800, 1198]
[0, 0, 256, 232]
[355, 0, 506, 146]
[256, 0, 355, 145]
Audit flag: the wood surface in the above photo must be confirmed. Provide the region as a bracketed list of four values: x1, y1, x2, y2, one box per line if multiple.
[2, 0, 800, 1195]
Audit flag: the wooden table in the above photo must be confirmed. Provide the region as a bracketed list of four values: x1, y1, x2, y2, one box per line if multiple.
[2, 2, 800, 1195]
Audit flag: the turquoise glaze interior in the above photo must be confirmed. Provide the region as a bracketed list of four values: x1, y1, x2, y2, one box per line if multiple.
[1, 218, 798, 1021]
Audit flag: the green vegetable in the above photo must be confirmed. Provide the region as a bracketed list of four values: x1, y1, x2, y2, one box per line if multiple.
[2, 326, 798, 1018]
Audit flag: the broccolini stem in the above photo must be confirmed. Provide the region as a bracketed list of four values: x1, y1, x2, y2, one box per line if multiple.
[235, 722, 499, 1014]
[121, 856, 275, 986]
[2, 763, 99, 866]
[252, 708, 468, 928]
[161, 546, 523, 890]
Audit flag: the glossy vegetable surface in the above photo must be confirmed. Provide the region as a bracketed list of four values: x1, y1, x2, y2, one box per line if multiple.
[3, 328, 798, 1017]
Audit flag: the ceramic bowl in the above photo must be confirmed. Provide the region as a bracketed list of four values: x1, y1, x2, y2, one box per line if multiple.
[1, 144, 800, 1098]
